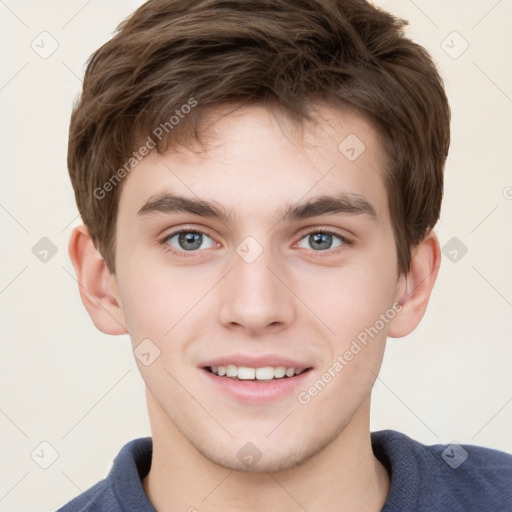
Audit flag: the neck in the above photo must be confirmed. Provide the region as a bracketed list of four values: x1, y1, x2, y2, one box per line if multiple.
[142, 393, 390, 512]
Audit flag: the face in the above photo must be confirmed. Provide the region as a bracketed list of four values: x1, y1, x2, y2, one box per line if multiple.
[112, 103, 403, 472]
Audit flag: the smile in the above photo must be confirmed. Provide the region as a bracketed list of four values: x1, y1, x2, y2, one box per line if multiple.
[206, 364, 311, 381]
[201, 364, 314, 404]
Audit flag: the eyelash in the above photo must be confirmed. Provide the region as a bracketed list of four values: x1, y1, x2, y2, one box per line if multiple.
[160, 227, 353, 258]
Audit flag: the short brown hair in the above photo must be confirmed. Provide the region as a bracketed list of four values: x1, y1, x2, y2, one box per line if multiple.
[67, 0, 450, 276]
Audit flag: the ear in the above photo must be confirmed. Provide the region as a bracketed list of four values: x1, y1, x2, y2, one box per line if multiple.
[68, 224, 128, 335]
[387, 230, 441, 338]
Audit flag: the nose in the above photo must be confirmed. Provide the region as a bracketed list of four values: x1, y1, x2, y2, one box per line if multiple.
[217, 242, 296, 334]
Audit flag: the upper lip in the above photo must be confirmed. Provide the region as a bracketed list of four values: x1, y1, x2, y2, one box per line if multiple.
[201, 354, 313, 370]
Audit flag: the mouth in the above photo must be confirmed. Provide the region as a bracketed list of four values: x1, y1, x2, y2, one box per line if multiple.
[200, 362, 314, 404]
[204, 364, 313, 382]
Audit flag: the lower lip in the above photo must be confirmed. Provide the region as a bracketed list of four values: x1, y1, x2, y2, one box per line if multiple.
[200, 368, 313, 405]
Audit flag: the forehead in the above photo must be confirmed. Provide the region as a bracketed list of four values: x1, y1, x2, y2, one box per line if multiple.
[118, 103, 390, 227]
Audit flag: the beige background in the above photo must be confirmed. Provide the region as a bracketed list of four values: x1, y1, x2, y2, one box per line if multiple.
[1, 1, 511, 510]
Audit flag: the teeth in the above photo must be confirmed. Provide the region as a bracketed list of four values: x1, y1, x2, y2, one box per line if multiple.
[255, 367, 274, 380]
[208, 364, 306, 380]
[274, 366, 286, 378]
[237, 367, 256, 380]
[226, 364, 237, 378]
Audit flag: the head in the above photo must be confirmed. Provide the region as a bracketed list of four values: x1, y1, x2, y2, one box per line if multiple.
[68, 0, 449, 472]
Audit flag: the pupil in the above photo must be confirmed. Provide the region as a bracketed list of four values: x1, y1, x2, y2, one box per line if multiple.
[179, 232, 202, 250]
[310, 233, 331, 250]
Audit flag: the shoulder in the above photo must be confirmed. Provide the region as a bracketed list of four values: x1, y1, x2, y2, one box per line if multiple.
[55, 437, 154, 512]
[372, 429, 512, 512]
[55, 478, 114, 512]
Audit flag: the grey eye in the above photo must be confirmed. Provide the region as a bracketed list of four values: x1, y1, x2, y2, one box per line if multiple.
[297, 232, 344, 251]
[166, 231, 215, 251]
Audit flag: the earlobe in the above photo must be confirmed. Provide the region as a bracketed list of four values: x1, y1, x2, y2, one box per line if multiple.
[68, 224, 128, 335]
[387, 230, 441, 338]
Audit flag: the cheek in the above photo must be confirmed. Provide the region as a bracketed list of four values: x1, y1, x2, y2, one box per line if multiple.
[115, 256, 175, 340]
[300, 262, 396, 395]
[300, 261, 394, 335]
[116, 253, 217, 350]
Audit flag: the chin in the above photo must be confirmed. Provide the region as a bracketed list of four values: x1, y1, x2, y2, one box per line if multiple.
[194, 431, 331, 474]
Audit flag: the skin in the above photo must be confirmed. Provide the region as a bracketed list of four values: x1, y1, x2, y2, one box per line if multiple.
[69, 102, 441, 511]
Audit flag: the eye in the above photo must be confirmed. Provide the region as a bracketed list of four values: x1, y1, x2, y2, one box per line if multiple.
[163, 229, 216, 253]
[296, 230, 349, 251]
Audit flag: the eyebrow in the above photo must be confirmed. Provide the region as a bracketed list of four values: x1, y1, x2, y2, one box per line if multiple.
[137, 192, 377, 224]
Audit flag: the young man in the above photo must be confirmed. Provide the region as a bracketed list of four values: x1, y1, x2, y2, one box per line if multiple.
[58, 0, 512, 510]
